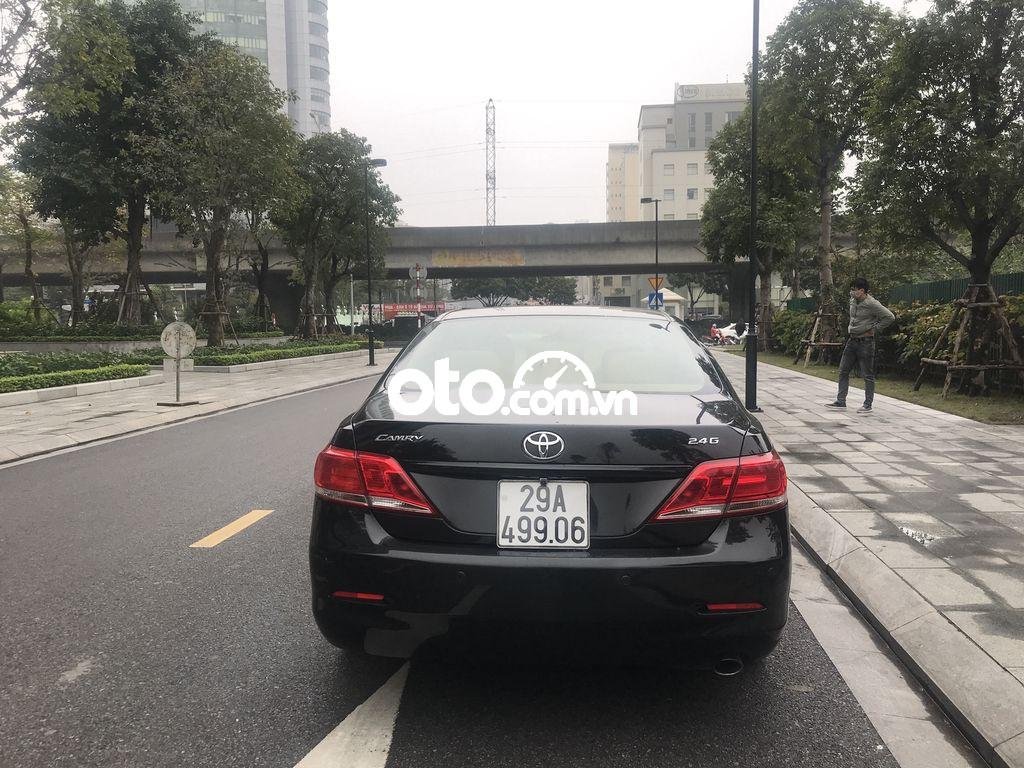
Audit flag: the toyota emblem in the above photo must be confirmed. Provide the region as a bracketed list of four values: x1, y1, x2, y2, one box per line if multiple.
[522, 431, 565, 461]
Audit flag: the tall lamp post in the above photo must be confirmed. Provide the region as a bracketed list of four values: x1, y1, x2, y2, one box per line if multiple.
[745, 0, 762, 412]
[640, 197, 660, 308]
[365, 157, 387, 366]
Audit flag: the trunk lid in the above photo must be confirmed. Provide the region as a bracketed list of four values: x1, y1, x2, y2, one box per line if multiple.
[347, 391, 750, 538]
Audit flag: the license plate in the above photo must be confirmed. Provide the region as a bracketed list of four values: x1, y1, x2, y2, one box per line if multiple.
[497, 481, 589, 549]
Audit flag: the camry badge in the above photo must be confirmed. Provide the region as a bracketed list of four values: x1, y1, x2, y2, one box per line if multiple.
[523, 431, 564, 461]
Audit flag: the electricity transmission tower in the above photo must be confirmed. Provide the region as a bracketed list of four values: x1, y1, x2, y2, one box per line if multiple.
[485, 99, 496, 226]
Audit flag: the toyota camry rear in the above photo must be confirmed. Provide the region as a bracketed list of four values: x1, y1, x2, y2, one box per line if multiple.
[309, 306, 790, 664]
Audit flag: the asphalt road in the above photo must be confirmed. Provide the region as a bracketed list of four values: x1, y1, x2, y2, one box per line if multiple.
[0, 379, 933, 767]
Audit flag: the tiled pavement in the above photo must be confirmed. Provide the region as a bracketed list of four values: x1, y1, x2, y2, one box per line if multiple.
[714, 351, 1024, 710]
[0, 350, 397, 463]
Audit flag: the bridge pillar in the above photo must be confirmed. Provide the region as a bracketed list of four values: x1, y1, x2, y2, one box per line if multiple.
[264, 273, 303, 334]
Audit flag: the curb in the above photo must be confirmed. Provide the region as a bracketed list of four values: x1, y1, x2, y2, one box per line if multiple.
[0, 373, 164, 408]
[788, 480, 1024, 768]
[0, 360, 395, 467]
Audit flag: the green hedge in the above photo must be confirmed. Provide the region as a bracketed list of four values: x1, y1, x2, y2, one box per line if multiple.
[0, 364, 152, 394]
[0, 330, 286, 342]
[0, 352, 130, 377]
[198, 342, 367, 366]
[0, 337, 375, 375]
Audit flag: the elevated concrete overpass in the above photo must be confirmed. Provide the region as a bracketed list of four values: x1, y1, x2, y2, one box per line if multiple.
[383, 220, 715, 278]
[5, 219, 753, 330]
[9, 220, 718, 286]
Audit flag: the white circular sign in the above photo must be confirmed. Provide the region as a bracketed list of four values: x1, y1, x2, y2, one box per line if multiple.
[160, 322, 197, 359]
[408, 264, 426, 280]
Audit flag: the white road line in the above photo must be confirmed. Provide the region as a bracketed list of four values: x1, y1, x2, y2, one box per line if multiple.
[294, 662, 409, 768]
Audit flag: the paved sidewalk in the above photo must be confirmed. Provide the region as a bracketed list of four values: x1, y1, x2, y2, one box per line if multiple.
[0, 350, 397, 464]
[715, 350, 1024, 766]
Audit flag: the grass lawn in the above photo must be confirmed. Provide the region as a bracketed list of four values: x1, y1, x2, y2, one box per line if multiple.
[719, 347, 1024, 426]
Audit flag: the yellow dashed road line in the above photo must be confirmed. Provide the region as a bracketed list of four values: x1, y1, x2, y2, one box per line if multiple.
[190, 509, 273, 548]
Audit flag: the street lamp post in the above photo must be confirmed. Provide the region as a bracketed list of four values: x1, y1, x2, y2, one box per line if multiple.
[745, 0, 762, 412]
[640, 197, 660, 308]
[365, 157, 387, 366]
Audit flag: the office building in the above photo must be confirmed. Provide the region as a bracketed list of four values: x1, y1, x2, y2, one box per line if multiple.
[637, 82, 746, 222]
[180, 0, 330, 136]
[594, 83, 747, 311]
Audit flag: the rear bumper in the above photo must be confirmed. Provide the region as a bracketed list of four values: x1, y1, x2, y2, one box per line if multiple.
[310, 503, 791, 658]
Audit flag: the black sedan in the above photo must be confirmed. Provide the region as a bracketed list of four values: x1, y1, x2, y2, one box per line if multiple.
[310, 306, 789, 671]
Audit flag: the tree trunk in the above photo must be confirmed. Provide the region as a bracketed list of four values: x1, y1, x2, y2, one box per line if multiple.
[120, 195, 146, 326]
[203, 223, 228, 347]
[759, 268, 773, 352]
[816, 169, 835, 306]
[968, 255, 992, 286]
[252, 239, 271, 324]
[323, 276, 341, 333]
[20, 213, 40, 321]
[299, 247, 318, 338]
[63, 232, 86, 328]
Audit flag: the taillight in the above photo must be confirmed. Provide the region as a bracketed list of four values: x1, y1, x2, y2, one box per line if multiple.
[357, 452, 437, 516]
[314, 446, 367, 505]
[652, 450, 787, 521]
[313, 446, 437, 516]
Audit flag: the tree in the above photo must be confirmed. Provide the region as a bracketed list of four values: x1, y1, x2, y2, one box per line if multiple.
[274, 131, 400, 338]
[14, 0, 198, 325]
[450, 276, 577, 307]
[701, 107, 817, 349]
[0, 0, 43, 119]
[0, 0, 131, 121]
[143, 40, 299, 346]
[763, 0, 896, 306]
[530, 276, 577, 305]
[667, 270, 730, 319]
[0, 169, 48, 320]
[855, 0, 1024, 288]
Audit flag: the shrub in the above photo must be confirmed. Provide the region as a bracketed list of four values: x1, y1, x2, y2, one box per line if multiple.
[0, 299, 58, 337]
[0, 351, 128, 377]
[770, 310, 812, 356]
[198, 342, 367, 366]
[0, 364, 151, 393]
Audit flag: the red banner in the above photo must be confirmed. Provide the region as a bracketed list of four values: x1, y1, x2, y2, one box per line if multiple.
[364, 302, 447, 320]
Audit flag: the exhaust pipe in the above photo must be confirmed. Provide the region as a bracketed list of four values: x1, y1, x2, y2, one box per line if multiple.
[713, 657, 744, 677]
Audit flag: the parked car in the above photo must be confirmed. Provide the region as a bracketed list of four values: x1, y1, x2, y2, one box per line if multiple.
[310, 306, 790, 671]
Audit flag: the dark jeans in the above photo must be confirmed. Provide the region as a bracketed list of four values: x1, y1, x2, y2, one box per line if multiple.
[837, 337, 876, 406]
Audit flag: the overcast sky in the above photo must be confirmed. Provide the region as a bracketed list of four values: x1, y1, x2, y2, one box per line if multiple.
[326, 0, 919, 228]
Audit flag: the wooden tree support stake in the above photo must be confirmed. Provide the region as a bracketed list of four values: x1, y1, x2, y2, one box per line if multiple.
[914, 284, 1024, 398]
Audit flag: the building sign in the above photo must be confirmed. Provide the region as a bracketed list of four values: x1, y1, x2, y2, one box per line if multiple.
[674, 83, 747, 103]
[431, 248, 526, 268]
[365, 302, 447, 320]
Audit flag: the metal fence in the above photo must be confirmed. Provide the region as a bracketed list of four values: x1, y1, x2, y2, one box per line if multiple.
[785, 273, 1024, 311]
[785, 296, 817, 312]
[889, 272, 1024, 303]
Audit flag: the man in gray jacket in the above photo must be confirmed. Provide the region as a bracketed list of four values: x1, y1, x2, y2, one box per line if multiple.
[826, 277, 895, 414]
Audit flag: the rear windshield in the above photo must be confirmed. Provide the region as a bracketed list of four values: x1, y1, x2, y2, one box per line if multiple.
[389, 314, 725, 395]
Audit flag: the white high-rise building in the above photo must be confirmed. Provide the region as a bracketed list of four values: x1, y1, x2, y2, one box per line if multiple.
[606, 143, 641, 223]
[594, 83, 747, 312]
[637, 83, 746, 222]
[181, 0, 331, 136]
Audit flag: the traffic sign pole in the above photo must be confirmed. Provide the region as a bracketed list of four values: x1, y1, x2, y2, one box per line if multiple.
[157, 322, 199, 407]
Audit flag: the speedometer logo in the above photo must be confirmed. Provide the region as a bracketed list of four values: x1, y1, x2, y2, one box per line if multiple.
[512, 351, 597, 390]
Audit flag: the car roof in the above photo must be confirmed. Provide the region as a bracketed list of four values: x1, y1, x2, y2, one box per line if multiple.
[435, 305, 676, 322]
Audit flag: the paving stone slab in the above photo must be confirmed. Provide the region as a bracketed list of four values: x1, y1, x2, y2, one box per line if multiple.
[895, 568, 993, 608]
[892, 613, 1024, 752]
